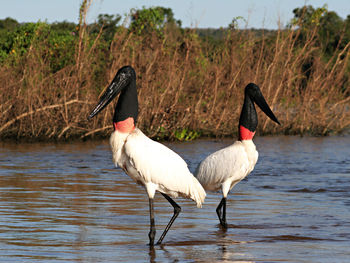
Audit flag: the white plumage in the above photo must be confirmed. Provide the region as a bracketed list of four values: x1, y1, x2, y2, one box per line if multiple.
[196, 140, 258, 197]
[194, 83, 280, 228]
[110, 128, 205, 207]
[88, 66, 207, 245]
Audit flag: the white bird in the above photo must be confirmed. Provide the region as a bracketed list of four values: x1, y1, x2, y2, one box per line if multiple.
[195, 83, 280, 228]
[88, 66, 206, 246]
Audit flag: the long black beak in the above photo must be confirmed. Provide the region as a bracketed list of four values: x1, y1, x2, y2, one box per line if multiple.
[253, 89, 281, 125]
[88, 75, 128, 119]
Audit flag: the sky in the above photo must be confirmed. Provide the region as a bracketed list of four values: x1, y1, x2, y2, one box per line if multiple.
[1, 0, 350, 29]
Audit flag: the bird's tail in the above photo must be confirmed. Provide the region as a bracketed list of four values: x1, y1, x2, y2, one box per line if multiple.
[190, 176, 206, 208]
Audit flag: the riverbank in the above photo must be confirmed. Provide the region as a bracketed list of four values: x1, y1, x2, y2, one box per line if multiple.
[1, 4, 349, 142]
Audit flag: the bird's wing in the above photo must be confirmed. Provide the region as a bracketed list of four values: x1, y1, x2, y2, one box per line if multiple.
[123, 129, 205, 205]
[195, 141, 250, 191]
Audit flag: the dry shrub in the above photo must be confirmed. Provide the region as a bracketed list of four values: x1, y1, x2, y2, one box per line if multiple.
[0, 6, 349, 141]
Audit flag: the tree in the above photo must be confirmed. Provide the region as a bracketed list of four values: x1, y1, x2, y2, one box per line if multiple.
[0, 17, 19, 31]
[291, 5, 327, 29]
[129, 6, 181, 36]
[318, 11, 344, 56]
[290, 5, 346, 57]
[90, 14, 122, 42]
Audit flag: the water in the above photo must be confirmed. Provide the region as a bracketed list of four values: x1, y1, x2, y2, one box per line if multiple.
[0, 136, 349, 262]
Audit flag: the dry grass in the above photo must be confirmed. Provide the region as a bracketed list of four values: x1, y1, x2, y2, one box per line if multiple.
[0, 5, 349, 141]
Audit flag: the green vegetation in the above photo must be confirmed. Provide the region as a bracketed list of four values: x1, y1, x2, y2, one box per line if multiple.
[0, 3, 349, 141]
[174, 128, 201, 141]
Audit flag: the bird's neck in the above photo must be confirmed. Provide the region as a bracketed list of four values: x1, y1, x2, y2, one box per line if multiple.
[238, 95, 257, 141]
[239, 125, 255, 140]
[113, 78, 138, 124]
[113, 117, 135, 133]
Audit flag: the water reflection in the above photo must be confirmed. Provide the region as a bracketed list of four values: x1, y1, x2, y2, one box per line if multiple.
[0, 136, 350, 262]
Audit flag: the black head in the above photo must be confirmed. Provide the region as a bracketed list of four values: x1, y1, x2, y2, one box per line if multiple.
[88, 66, 138, 122]
[239, 83, 280, 132]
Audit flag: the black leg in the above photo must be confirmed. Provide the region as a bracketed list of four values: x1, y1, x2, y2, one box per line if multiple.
[216, 197, 227, 229]
[148, 198, 156, 246]
[156, 193, 181, 245]
[222, 197, 227, 228]
[216, 197, 224, 222]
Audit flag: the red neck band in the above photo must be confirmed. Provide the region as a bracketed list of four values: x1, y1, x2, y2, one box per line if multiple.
[113, 117, 135, 133]
[239, 125, 255, 140]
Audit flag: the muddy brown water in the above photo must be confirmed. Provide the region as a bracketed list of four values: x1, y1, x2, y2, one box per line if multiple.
[0, 136, 349, 262]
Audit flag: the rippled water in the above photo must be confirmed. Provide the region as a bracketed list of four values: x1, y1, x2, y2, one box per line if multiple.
[0, 136, 349, 262]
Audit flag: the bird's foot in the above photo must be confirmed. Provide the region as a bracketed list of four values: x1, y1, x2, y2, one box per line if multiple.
[220, 221, 228, 229]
